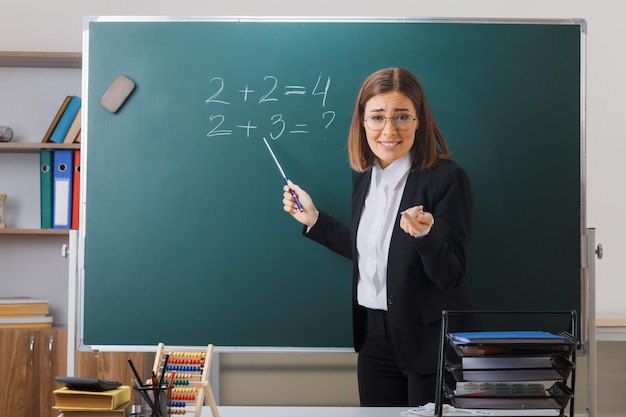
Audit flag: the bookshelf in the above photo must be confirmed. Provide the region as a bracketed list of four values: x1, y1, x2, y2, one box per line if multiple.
[0, 52, 153, 417]
[0, 52, 80, 417]
[0, 52, 81, 235]
[0, 144, 79, 236]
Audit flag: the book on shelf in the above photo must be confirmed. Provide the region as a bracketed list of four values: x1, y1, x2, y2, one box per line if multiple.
[0, 297, 49, 316]
[450, 331, 565, 344]
[54, 401, 132, 417]
[0, 315, 53, 329]
[42, 96, 72, 143]
[63, 107, 82, 144]
[49, 95, 81, 144]
[53, 386, 131, 410]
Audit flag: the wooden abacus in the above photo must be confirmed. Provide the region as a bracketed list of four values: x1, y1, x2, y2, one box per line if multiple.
[153, 343, 219, 417]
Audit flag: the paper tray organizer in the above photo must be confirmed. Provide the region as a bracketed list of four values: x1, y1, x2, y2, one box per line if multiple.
[446, 354, 575, 382]
[446, 381, 574, 410]
[434, 310, 579, 417]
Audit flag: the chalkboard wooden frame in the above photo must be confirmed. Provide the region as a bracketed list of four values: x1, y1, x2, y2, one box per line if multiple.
[78, 17, 585, 351]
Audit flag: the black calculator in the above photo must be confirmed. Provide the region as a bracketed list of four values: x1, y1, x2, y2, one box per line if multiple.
[55, 376, 122, 391]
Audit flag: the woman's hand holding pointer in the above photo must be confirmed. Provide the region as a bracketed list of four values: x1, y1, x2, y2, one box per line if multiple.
[283, 181, 319, 229]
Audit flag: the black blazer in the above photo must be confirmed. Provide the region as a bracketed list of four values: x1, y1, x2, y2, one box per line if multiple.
[305, 158, 479, 375]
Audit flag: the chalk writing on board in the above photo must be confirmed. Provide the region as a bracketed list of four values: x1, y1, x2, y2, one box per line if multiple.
[205, 74, 335, 140]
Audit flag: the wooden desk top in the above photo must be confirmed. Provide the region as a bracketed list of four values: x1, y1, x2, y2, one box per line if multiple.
[596, 318, 626, 327]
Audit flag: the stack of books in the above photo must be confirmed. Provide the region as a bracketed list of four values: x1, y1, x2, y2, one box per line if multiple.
[41, 95, 82, 145]
[53, 385, 132, 417]
[0, 297, 53, 328]
[40, 95, 82, 230]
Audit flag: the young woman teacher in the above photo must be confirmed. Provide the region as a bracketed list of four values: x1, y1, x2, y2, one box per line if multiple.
[281, 67, 479, 407]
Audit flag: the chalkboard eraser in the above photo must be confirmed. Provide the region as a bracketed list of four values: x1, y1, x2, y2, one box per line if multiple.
[100, 74, 136, 113]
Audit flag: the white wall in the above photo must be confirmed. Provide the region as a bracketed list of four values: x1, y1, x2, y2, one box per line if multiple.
[2, 0, 624, 321]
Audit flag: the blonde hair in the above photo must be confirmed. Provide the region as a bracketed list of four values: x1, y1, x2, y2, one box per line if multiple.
[348, 67, 451, 172]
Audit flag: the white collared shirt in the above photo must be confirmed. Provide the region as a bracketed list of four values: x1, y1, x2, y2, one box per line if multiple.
[356, 154, 411, 311]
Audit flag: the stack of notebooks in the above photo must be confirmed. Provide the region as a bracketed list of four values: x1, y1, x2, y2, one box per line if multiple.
[40, 95, 82, 230]
[0, 297, 53, 328]
[53, 385, 132, 417]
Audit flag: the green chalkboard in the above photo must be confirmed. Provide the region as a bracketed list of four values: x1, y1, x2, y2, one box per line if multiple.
[81, 18, 583, 348]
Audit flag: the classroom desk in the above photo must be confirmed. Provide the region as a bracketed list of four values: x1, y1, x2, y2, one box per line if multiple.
[208, 406, 564, 417]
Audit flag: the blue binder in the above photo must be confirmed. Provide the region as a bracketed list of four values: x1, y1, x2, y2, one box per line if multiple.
[49, 95, 81, 144]
[52, 150, 73, 229]
[450, 331, 565, 344]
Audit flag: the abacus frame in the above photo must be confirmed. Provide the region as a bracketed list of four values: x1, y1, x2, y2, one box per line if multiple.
[153, 343, 219, 417]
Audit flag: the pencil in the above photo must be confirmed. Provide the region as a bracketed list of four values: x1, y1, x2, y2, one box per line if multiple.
[127, 358, 144, 387]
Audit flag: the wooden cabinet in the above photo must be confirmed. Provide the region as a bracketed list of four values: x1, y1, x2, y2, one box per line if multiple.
[0, 327, 67, 417]
[0, 327, 153, 416]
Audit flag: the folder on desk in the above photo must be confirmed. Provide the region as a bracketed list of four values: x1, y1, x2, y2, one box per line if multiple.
[39, 150, 53, 229]
[450, 331, 565, 344]
[71, 149, 80, 229]
[52, 150, 73, 229]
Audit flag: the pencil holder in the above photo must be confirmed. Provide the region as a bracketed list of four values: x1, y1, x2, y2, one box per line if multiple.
[133, 384, 171, 417]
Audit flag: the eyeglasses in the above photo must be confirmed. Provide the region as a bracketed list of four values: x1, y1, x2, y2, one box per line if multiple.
[364, 115, 416, 131]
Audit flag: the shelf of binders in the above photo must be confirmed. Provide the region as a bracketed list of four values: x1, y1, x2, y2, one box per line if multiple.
[0, 52, 82, 236]
[0, 144, 80, 235]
